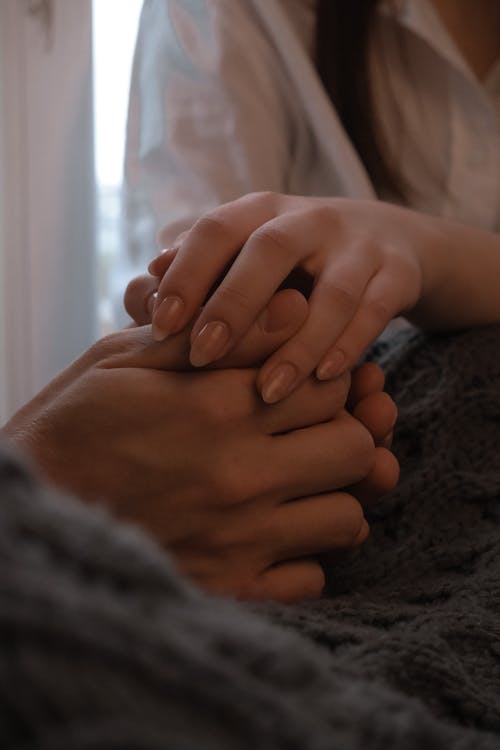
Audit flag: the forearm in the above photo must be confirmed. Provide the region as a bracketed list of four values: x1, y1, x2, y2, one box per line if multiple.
[408, 215, 500, 330]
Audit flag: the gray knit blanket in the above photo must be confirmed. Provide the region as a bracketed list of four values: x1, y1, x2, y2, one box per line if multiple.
[1, 325, 500, 749]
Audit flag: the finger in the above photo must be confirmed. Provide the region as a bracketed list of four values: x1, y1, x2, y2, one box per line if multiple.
[245, 559, 325, 602]
[269, 411, 375, 499]
[256, 257, 377, 403]
[151, 194, 279, 341]
[352, 391, 397, 446]
[187, 210, 324, 367]
[147, 246, 179, 277]
[99, 290, 308, 373]
[316, 269, 416, 380]
[263, 492, 368, 562]
[350, 446, 400, 504]
[124, 274, 159, 325]
[217, 289, 308, 368]
[258, 370, 350, 435]
[348, 362, 385, 408]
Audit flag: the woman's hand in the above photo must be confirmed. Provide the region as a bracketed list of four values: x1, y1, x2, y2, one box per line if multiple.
[123, 270, 398, 496]
[148, 193, 430, 403]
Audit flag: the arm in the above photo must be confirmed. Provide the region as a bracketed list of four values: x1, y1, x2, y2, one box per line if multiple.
[407, 214, 500, 330]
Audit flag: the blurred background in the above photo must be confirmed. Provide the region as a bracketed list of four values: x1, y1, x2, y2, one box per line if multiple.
[0, 0, 143, 422]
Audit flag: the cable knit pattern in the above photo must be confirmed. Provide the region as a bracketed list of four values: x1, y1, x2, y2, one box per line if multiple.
[1, 326, 500, 748]
[259, 325, 500, 744]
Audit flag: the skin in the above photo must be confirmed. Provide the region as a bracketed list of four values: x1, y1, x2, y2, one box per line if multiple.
[148, 194, 500, 404]
[143, 1, 500, 405]
[3, 291, 398, 603]
[105, 0, 497, 599]
[431, 0, 500, 80]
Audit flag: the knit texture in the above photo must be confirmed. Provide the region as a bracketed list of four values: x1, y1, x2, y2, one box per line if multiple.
[1, 325, 500, 749]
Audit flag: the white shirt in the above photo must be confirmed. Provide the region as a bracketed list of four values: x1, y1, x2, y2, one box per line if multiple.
[124, 0, 500, 262]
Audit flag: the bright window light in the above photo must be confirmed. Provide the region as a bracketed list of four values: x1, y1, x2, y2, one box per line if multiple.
[92, 0, 143, 333]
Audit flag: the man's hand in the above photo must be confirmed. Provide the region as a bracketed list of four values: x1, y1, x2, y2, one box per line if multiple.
[2, 293, 397, 602]
[123, 278, 399, 501]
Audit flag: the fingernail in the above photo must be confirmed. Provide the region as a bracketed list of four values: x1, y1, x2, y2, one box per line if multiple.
[190, 321, 230, 367]
[152, 295, 184, 341]
[316, 350, 345, 380]
[261, 362, 297, 404]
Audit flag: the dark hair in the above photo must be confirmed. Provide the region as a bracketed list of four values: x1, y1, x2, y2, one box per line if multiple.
[315, 0, 402, 198]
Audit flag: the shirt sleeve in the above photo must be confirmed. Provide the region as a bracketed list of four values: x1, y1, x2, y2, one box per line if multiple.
[124, 0, 294, 260]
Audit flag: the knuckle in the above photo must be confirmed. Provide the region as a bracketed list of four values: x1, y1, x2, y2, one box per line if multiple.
[199, 453, 234, 506]
[312, 204, 339, 233]
[364, 296, 393, 327]
[190, 213, 233, 245]
[201, 441, 261, 508]
[90, 331, 130, 362]
[209, 462, 250, 506]
[324, 280, 360, 312]
[216, 451, 274, 507]
[216, 282, 253, 316]
[251, 224, 294, 261]
[246, 190, 281, 209]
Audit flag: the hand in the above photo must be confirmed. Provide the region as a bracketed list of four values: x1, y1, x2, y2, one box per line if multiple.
[2, 320, 397, 603]
[148, 193, 429, 402]
[123, 229, 190, 326]
[2, 289, 310, 499]
[124, 268, 398, 501]
[123, 267, 399, 503]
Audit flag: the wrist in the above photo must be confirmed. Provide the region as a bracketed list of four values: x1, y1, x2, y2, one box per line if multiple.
[403, 212, 449, 327]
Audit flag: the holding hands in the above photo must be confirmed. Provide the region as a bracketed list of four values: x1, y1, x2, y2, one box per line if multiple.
[5, 303, 398, 602]
[148, 193, 428, 403]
